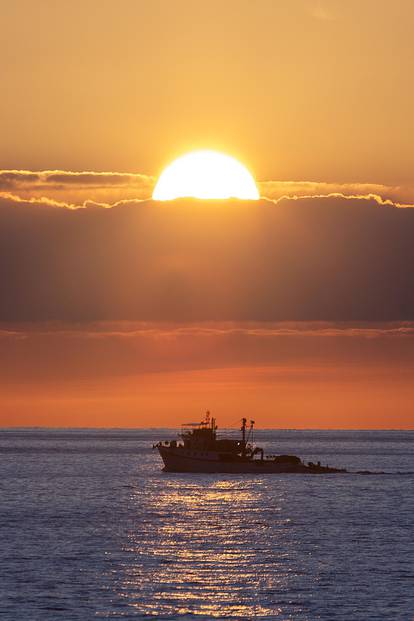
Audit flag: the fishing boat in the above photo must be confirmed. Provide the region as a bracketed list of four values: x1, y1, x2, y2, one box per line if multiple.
[154, 412, 346, 473]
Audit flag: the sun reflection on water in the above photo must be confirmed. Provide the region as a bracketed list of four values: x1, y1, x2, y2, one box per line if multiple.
[109, 476, 303, 618]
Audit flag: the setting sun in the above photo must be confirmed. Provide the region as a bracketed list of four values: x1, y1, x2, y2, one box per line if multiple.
[152, 150, 259, 200]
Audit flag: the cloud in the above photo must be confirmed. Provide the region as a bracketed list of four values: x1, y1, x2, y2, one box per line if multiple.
[258, 181, 414, 207]
[1, 320, 414, 428]
[1, 193, 414, 323]
[1, 320, 413, 384]
[2, 169, 414, 208]
[0, 169, 155, 205]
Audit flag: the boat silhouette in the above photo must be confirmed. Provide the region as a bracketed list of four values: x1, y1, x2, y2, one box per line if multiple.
[154, 412, 346, 474]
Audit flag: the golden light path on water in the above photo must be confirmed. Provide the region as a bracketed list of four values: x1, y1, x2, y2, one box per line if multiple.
[117, 477, 295, 618]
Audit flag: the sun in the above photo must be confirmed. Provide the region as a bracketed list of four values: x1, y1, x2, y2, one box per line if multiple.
[152, 150, 259, 200]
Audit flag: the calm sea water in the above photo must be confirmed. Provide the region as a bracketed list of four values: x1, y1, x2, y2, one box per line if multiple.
[1, 428, 413, 621]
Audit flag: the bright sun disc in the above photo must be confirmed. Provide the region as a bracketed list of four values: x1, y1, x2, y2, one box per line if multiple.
[152, 150, 259, 200]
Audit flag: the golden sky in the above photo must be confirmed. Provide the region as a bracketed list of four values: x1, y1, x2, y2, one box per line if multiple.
[1, 1, 414, 428]
[1, 0, 414, 183]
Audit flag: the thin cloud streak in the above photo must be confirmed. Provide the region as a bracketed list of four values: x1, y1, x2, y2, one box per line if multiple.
[1, 321, 414, 340]
[2, 169, 414, 208]
[0, 170, 155, 206]
[0, 169, 155, 189]
[259, 182, 414, 208]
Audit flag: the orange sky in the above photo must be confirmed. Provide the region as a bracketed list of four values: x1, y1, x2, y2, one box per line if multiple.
[1, 322, 414, 429]
[1, 2, 414, 428]
[1, 0, 414, 183]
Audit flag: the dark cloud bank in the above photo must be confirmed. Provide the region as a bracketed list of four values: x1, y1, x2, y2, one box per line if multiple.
[1, 195, 413, 322]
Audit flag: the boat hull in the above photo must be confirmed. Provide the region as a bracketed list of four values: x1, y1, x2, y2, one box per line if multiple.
[157, 446, 345, 474]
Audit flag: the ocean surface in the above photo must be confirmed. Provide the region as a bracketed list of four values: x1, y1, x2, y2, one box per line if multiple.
[1, 428, 413, 621]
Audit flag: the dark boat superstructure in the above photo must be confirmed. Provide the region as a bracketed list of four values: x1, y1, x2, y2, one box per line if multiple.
[155, 413, 346, 473]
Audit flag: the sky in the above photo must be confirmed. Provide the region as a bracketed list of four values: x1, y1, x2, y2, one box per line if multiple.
[1, 0, 414, 428]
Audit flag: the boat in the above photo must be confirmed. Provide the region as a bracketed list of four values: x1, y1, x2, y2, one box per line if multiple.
[154, 412, 346, 474]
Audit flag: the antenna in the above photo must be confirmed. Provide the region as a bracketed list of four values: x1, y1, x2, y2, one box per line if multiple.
[245, 419, 255, 444]
[250, 420, 255, 444]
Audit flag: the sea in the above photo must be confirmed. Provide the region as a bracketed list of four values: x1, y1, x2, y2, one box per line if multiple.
[1, 428, 413, 621]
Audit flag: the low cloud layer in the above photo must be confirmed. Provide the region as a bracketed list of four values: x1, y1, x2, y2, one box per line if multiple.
[1, 321, 413, 428]
[1, 193, 414, 322]
[1, 321, 413, 382]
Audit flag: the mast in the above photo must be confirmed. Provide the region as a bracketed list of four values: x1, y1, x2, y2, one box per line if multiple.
[207, 410, 217, 440]
[241, 417, 247, 457]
